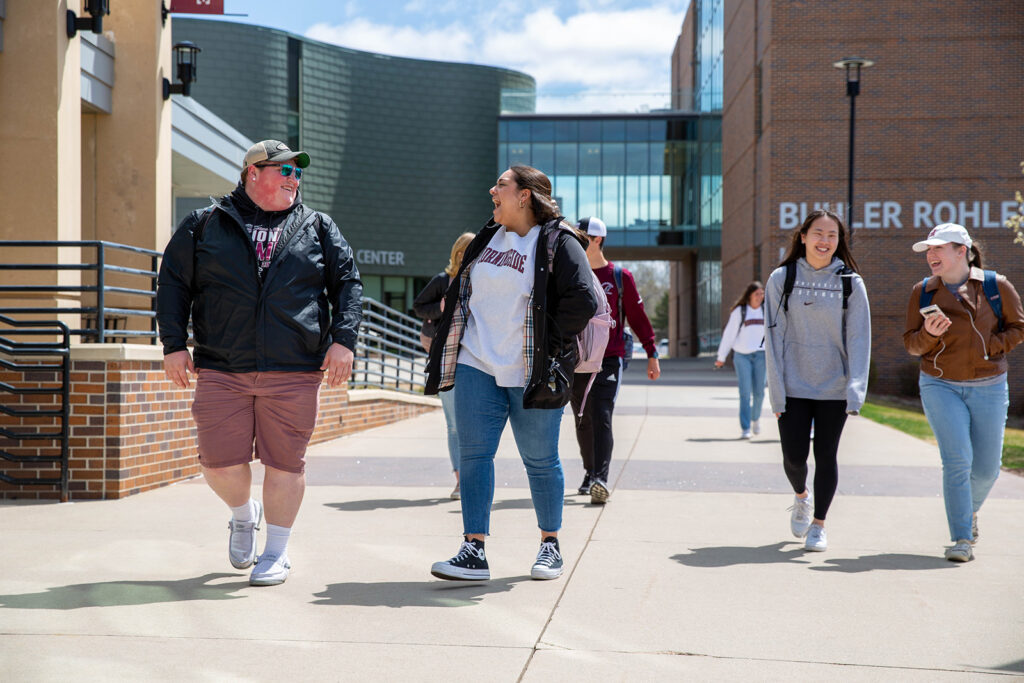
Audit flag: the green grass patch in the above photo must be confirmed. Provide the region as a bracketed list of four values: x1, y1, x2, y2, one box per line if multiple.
[862, 397, 1024, 471]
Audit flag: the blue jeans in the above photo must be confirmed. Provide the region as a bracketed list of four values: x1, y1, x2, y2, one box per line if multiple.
[919, 373, 1008, 542]
[439, 388, 460, 472]
[454, 363, 564, 535]
[734, 350, 766, 431]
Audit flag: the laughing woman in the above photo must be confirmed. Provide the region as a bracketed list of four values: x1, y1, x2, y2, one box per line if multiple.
[903, 223, 1024, 562]
[424, 165, 597, 582]
[764, 209, 871, 553]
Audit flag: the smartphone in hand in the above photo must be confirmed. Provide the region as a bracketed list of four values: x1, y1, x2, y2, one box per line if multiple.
[919, 304, 944, 318]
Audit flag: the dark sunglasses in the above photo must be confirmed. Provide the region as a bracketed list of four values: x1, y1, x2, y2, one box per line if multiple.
[256, 163, 303, 180]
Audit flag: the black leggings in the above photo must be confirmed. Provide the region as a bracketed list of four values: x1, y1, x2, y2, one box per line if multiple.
[778, 398, 848, 521]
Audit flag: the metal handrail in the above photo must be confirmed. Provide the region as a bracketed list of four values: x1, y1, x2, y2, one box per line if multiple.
[352, 298, 429, 394]
[0, 240, 161, 343]
[0, 313, 70, 500]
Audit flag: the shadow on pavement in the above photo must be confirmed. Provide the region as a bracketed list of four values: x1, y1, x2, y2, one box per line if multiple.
[325, 498, 451, 512]
[809, 553, 956, 573]
[685, 438, 781, 444]
[987, 659, 1024, 673]
[671, 542, 810, 567]
[311, 576, 530, 608]
[0, 573, 248, 609]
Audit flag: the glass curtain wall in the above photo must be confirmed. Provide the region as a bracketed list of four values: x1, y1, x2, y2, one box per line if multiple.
[694, 0, 724, 352]
[498, 115, 702, 248]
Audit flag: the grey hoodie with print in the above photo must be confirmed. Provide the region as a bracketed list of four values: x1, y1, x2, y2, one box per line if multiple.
[764, 257, 871, 415]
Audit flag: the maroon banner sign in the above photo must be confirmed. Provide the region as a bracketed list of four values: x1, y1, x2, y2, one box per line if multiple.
[170, 0, 225, 14]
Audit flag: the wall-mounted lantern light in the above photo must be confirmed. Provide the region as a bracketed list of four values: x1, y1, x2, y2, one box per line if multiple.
[162, 41, 201, 100]
[67, 0, 110, 39]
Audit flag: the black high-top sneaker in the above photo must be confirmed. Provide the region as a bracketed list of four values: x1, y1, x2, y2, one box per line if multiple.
[530, 536, 563, 580]
[577, 473, 593, 496]
[431, 537, 489, 581]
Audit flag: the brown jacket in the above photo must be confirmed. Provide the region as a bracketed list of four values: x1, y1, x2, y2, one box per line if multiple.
[903, 267, 1024, 381]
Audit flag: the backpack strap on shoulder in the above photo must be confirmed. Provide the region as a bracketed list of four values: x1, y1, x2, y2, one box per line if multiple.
[840, 266, 853, 310]
[740, 303, 747, 324]
[919, 276, 935, 308]
[983, 270, 1004, 332]
[782, 261, 797, 312]
[613, 265, 626, 340]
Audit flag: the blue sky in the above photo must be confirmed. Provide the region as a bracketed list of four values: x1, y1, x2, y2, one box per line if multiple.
[183, 1, 689, 112]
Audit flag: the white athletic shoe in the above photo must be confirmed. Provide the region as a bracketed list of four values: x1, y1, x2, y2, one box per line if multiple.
[752, 420, 761, 435]
[804, 525, 827, 552]
[788, 495, 813, 538]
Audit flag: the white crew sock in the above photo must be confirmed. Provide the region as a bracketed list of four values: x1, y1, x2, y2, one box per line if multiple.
[231, 499, 255, 523]
[263, 523, 291, 559]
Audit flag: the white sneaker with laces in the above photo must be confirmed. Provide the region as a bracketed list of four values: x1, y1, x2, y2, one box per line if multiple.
[804, 524, 827, 551]
[788, 495, 813, 538]
[249, 553, 290, 586]
[228, 500, 262, 570]
[740, 430, 752, 440]
[531, 537, 563, 580]
[752, 420, 761, 435]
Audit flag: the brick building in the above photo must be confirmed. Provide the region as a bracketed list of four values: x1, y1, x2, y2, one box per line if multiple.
[677, 0, 1024, 404]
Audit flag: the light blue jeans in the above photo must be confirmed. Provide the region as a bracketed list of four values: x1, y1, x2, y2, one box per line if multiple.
[438, 388, 459, 472]
[919, 373, 1008, 542]
[734, 350, 766, 431]
[454, 363, 564, 535]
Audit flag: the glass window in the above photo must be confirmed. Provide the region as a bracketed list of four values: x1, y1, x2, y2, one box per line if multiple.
[508, 120, 531, 141]
[602, 142, 625, 175]
[362, 275, 382, 303]
[602, 119, 626, 142]
[498, 120, 508, 142]
[508, 144, 530, 166]
[553, 175, 577, 223]
[579, 120, 601, 141]
[532, 143, 554, 176]
[626, 120, 649, 142]
[580, 143, 601, 175]
[531, 120, 555, 142]
[577, 176, 599, 219]
[554, 120, 577, 142]
[498, 144, 507, 173]
[601, 176, 620, 229]
[555, 142, 578, 175]
[626, 142, 648, 175]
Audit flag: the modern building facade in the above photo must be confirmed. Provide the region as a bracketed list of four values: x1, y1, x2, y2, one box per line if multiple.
[172, 18, 536, 311]
[700, 1, 1024, 402]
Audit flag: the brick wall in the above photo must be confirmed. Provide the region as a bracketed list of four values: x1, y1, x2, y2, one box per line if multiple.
[1, 346, 438, 500]
[721, 0, 1024, 404]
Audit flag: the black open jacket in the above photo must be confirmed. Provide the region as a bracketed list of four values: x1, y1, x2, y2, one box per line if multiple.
[424, 217, 597, 408]
[156, 191, 363, 372]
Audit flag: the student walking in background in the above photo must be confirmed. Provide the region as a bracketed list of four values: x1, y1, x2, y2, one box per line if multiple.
[569, 216, 660, 504]
[413, 232, 475, 500]
[715, 281, 766, 439]
[424, 165, 597, 582]
[764, 209, 870, 552]
[902, 223, 1024, 562]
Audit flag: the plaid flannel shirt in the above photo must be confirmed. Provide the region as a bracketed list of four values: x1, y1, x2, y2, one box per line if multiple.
[436, 242, 540, 390]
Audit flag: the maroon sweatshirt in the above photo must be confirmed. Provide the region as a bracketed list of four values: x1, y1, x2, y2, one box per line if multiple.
[594, 262, 657, 359]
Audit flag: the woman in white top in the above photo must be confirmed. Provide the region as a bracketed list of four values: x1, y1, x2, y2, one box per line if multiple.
[715, 281, 766, 439]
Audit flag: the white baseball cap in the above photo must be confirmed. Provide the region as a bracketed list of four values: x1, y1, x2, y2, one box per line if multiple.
[912, 223, 973, 252]
[577, 216, 607, 237]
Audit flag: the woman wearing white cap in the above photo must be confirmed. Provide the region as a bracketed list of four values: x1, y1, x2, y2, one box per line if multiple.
[903, 223, 1024, 562]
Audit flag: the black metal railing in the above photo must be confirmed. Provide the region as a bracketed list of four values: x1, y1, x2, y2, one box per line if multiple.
[0, 313, 70, 500]
[0, 240, 160, 343]
[353, 298, 428, 394]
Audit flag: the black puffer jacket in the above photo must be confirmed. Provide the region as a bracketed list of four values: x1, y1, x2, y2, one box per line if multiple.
[412, 272, 449, 342]
[156, 191, 362, 372]
[424, 217, 597, 409]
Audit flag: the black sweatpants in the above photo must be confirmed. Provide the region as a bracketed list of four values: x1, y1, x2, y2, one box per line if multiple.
[570, 356, 623, 483]
[778, 397, 848, 521]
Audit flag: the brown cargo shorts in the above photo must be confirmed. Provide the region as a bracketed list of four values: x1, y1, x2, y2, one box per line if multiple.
[191, 368, 323, 474]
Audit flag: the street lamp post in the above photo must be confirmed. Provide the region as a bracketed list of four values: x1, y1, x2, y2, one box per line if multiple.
[832, 57, 874, 239]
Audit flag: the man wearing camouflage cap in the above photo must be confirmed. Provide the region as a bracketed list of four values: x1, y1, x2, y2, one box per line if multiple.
[157, 140, 362, 586]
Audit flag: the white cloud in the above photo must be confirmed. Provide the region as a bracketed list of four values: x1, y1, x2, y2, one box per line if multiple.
[305, 19, 474, 62]
[304, 3, 684, 112]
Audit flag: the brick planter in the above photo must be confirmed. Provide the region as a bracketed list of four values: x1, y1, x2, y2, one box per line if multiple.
[0, 345, 438, 500]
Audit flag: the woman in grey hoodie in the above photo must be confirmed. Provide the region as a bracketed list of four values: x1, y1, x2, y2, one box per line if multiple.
[764, 209, 871, 552]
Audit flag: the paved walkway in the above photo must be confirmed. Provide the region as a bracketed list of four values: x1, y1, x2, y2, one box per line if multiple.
[2, 358, 1023, 681]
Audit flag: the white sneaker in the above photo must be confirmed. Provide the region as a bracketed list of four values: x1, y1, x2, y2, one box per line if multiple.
[945, 540, 973, 562]
[249, 553, 290, 586]
[228, 500, 262, 570]
[805, 525, 827, 551]
[740, 430, 752, 439]
[752, 420, 761, 435]
[788, 495, 813, 538]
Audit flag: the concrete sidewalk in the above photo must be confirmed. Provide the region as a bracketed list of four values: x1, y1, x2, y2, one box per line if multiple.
[2, 358, 1023, 681]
